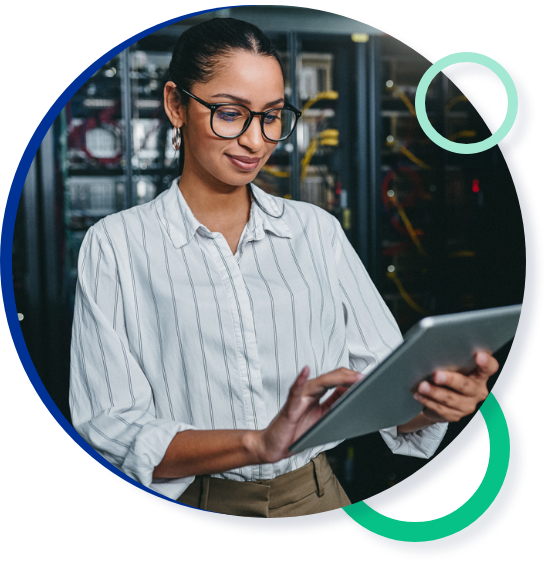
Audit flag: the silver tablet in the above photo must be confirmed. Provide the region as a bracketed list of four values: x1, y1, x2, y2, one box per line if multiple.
[290, 304, 522, 453]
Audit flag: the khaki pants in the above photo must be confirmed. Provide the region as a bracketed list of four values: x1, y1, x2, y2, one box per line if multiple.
[176, 452, 351, 518]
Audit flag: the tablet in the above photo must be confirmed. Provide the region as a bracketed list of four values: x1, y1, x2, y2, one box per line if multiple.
[289, 303, 522, 453]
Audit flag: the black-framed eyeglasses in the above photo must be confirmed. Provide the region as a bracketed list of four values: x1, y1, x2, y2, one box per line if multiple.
[176, 85, 302, 142]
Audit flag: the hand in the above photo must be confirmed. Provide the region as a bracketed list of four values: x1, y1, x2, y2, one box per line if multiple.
[251, 366, 362, 464]
[413, 351, 499, 423]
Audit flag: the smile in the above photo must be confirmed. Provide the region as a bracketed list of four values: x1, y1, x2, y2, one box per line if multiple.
[225, 154, 262, 171]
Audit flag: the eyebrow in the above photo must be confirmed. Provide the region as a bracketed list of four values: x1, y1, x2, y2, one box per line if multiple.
[210, 93, 285, 108]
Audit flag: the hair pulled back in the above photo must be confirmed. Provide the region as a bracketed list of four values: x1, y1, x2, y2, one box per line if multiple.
[166, 18, 284, 174]
[165, 17, 286, 218]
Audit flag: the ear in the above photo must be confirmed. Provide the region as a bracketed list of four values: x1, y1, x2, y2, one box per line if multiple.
[164, 81, 186, 128]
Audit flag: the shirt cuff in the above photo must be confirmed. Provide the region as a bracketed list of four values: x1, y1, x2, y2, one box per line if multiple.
[121, 419, 197, 489]
[379, 421, 448, 459]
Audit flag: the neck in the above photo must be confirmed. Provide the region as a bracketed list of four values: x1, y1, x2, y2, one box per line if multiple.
[178, 166, 252, 232]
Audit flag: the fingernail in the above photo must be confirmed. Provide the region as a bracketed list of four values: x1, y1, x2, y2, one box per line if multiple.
[356, 372, 364, 379]
[419, 381, 431, 394]
[478, 352, 488, 364]
[434, 372, 447, 385]
[413, 393, 422, 401]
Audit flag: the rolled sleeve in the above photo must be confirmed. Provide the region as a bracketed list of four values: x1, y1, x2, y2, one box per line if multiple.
[69, 225, 196, 496]
[379, 422, 448, 459]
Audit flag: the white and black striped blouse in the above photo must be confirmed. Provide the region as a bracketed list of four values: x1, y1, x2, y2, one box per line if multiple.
[69, 178, 447, 501]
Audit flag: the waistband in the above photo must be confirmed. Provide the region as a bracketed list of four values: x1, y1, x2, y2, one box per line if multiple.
[176, 452, 333, 517]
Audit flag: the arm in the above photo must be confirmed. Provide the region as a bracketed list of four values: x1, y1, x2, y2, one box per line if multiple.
[397, 413, 436, 434]
[73, 224, 365, 484]
[70, 224, 197, 489]
[154, 366, 362, 478]
[152, 429, 262, 479]
[330, 217, 448, 458]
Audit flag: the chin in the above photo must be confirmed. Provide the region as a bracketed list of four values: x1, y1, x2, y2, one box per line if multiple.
[220, 169, 262, 188]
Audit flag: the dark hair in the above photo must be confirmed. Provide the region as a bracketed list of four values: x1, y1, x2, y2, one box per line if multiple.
[166, 17, 284, 174]
[165, 17, 285, 219]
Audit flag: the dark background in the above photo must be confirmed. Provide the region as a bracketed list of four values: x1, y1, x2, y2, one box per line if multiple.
[9, 8, 535, 553]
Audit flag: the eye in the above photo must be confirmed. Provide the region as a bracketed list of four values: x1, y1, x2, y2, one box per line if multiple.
[264, 110, 282, 124]
[215, 107, 245, 121]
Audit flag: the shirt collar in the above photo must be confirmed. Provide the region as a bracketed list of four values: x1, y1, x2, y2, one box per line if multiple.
[156, 178, 293, 249]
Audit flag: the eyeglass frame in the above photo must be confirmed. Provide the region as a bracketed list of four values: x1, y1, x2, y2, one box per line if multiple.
[175, 85, 302, 142]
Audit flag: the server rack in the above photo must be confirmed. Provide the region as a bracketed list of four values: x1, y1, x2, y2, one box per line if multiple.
[14, 9, 524, 501]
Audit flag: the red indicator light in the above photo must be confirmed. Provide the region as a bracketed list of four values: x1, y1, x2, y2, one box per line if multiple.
[472, 179, 480, 193]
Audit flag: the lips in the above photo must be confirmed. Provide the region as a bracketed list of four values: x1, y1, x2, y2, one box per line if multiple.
[226, 154, 262, 171]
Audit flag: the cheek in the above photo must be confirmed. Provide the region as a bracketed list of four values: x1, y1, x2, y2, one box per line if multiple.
[185, 123, 224, 163]
[263, 143, 278, 161]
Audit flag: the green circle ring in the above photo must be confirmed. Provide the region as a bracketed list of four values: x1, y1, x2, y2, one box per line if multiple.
[415, 52, 518, 154]
[342, 393, 509, 541]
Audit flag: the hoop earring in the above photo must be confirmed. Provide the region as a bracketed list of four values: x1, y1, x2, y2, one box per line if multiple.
[172, 126, 181, 150]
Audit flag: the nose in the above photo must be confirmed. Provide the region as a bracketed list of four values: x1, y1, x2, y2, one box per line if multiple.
[238, 115, 266, 153]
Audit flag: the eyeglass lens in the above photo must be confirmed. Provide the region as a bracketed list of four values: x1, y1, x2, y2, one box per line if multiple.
[213, 106, 297, 141]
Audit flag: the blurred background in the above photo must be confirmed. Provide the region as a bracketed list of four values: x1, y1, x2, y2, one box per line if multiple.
[12, 7, 524, 502]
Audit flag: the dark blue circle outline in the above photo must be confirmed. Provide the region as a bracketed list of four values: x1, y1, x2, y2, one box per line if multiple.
[0, 12, 541, 534]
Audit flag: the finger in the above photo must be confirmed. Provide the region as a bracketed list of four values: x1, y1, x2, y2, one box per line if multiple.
[308, 368, 362, 394]
[320, 386, 349, 412]
[417, 396, 465, 423]
[293, 366, 310, 391]
[432, 371, 480, 396]
[286, 366, 310, 411]
[472, 351, 499, 380]
[414, 384, 478, 415]
[416, 396, 470, 422]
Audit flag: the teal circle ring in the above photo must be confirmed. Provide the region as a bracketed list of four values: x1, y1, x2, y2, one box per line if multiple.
[415, 52, 518, 154]
[343, 393, 510, 541]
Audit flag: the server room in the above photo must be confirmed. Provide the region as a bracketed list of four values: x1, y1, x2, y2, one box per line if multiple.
[12, 7, 525, 506]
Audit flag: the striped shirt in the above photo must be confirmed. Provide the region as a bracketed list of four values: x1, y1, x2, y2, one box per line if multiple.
[69, 178, 447, 501]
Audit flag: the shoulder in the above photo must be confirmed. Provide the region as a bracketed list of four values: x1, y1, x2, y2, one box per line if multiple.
[282, 198, 340, 240]
[85, 189, 168, 252]
[251, 183, 336, 226]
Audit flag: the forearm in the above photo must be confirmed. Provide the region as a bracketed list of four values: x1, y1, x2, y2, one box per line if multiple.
[152, 428, 263, 479]
[397, 412, 436, 434]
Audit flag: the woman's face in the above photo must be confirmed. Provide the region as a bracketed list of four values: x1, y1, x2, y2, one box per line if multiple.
[180, 50, 285, 190]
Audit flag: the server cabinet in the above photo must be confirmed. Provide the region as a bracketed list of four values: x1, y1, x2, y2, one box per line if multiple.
[375, 35, 524, 333]
[13, 11, 524, 502]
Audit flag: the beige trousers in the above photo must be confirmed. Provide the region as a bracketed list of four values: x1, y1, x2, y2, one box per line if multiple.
[176, 452, 351, 518]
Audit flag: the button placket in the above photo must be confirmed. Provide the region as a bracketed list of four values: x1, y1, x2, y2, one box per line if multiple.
[208, 233, 268, 481]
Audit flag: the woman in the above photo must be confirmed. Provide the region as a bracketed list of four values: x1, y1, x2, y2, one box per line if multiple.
[69, 18, 497, 518]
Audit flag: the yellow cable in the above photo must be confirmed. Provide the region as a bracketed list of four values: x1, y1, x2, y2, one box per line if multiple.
[396, 89, 416, 116]
[302, 91, 339, 112]
[301, 138, 318, 183]
[386, 139, 432, 170]
[388, 194, 427, 256]
[300, 130, 339, 182]
[445, 95, 468, 112]
[387, 271, 431, 315]
[386, 84, 416, 117]
[398, 145, 432, 170]
[449, 130, 477, 142]
[319, 129, 339, 140]
[262, 165, 290, 178]
[448, 250, 476, 258]
[389, 88, 475, 148]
